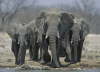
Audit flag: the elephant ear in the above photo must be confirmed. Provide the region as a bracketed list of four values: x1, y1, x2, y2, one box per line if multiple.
[59, 12, 74, 33]
[80, 20, 90, 39]
[69, 13, 75, 19]
[61, 12, 74, 24]
[35, 12, 46, 28]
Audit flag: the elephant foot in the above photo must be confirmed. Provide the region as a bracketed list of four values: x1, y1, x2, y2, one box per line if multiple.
[31, 58, 39, 61]
[44, 54, 51, 63]
[47, 62, 61, 68]
[77, 59, 81, 62]
[70, 60, 77, 64]
[15, 59, 20, 65]
[17, 59, 25, 65]
[64, 58, 70, 62]
[47, 60, 61, 68]
[16, 62, 24, 65]
[29, 58, 38, 61]
[19, 61, 25, 65]
[15, 61, 19, 65]
[39, 60, 47, 65]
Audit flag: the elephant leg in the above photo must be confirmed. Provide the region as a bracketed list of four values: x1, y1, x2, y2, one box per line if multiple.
[65, 36, 72, 63]
[29, 46, 34, 60]
[39, 42, 45, 64]
[65, 44, 72, 63]
[32, 34, 39, 61]
[12, 40, 19, 65]
[17, 44, 26, 65]
[39, 35, 50, 64]
[57, 38, 63, 57]
[70, 42, 78, 63]
[73, 42, 78, 62]
[64, 52, 70, 62]
[30, 43, 39, 61]
[77, 39, 84, 62]
[13, 49, 19, 64]
[71, 44, 74, 62]
[49, 36, 61, 68]
[59, 39, 69, 62]
[40, 41, 50, 64]
[32, 43, 39, 61]
[43, 38, 51, 63]
[14, 47, 19, 65]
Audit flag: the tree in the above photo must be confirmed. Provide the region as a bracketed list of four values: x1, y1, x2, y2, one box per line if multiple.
[0, 0, 37, 32]
[73, 0, 98, 33]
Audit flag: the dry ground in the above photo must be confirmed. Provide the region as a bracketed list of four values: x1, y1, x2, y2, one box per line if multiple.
[0, 32, 100, 69]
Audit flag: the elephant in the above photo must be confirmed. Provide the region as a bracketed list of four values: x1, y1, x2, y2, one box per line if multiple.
[36, 11, 74, 67]
[11, 21, 38, 65]
[67, 17, 89, 63]
[58, 13, 75, 64]
[35, 12, 51, 64]
[69, 20, 82, 63]
[76, 18, 89, 62]
[45, 13, 61, 67]
[25, 20, 39, 61]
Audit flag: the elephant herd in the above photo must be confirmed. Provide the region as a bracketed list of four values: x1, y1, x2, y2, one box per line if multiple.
[10, 11, 89, 68]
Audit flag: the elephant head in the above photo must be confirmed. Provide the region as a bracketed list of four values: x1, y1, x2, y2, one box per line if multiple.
[73, 17, 89, 41]
[58, 12, 74, 37]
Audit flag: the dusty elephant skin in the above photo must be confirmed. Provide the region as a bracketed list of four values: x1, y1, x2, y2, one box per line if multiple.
[1, 11, 90, 68]
[10, 21, 39, 65]
[36, 12, 61, 67]
[35, 11, 76, 68]
[58, 13, 74, 64]
[44, 13, 61, 68]
[64, 18, 89, 63]
[11, 33, 20, 65]
[10, 12, 89, 68]
[35, 12, 51, 64]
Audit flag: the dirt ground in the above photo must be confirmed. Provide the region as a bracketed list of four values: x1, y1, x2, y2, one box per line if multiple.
[0, 32, 100, 69]
[0, 51, 100, 69]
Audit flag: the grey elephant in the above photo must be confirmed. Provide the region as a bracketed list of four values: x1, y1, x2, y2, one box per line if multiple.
[69, 19, 82, 63]
[35, 12, 51, 64]
[37, 11, 74, 67]
[77, 18, 89, 62]
[26, 20, 39, 61]
[58, 13, 74, 64]
[11, 21, 38, 65]
[68, 18, 89, 63]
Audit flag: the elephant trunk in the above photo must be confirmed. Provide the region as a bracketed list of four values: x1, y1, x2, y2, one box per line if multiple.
[49, 35, 60, 67]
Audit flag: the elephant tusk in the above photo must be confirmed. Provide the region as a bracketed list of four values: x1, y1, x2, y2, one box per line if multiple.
[45, 35, 48, 39]
[57, 32, 60, 38]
